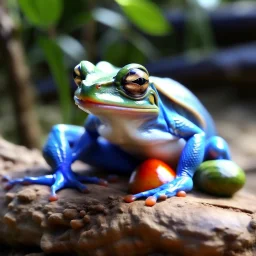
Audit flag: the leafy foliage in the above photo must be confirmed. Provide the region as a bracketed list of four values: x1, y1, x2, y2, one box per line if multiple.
[18, 0, 63, 28]
[115, 0, 170, 35]
[39, 37, 71, 123]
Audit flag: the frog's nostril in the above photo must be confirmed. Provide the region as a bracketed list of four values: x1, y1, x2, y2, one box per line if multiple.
[96, 84, 101, 90]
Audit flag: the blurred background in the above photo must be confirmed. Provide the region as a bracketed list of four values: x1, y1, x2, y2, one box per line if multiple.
[0, 0, 255, 190]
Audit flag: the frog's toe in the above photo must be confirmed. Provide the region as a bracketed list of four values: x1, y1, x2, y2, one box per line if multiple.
[4, 182, 14, 191]
[48, 171, 91, 201]
[145, 196, 157, 206]
[2, 175, 10, 182]
[124, 194, 137, 203]
[75, 174, 108, 186]
[176, 190, 187, 197]
[49, 194, 59, 202]
[2, 175, 13, 190]
[145, 187, 177, 206]
[124, 186, 172, 206]
[144, 190, 178, 206]
[72, 179, 90, 193]
[145, 194, 169, 206]
[124, 185, 169, 204]
[124, 176, 193, 206]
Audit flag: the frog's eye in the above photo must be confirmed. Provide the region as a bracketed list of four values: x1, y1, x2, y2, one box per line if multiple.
[122, 68, 149, 97]
[73, 64, 85, 86]
[73, 61, 95, 86]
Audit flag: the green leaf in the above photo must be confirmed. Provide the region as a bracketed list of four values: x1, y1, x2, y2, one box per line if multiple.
[115, 0, 170, 35]
[18, 0, 63, 28]
[92, 8, 128, 31]
[39, 37, 72, 123]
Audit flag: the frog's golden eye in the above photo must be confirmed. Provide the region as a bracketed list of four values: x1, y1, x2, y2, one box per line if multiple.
[122, 68, 149, 97]
[73, 64, 86, 86]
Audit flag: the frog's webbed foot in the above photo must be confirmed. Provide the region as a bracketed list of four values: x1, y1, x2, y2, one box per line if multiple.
[3, 174, 55, 190]
[3, 170, 108, 202]
[124, 176, 193, 206]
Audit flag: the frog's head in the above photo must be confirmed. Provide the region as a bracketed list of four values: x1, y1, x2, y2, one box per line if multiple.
[73, 61, 158, 115]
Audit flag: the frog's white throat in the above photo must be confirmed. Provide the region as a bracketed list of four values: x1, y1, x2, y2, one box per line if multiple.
[95, 110, 157, 146]
[95, 109, 184, 167]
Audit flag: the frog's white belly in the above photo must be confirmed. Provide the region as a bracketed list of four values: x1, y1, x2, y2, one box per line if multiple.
[120, 138, 185, 167]
[97, 115, 185, 167]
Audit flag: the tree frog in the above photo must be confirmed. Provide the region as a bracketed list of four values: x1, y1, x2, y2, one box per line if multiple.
[5, 61, 244, 205]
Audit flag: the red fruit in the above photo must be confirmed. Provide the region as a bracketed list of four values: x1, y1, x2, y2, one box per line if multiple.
[128, 159, 176, 194]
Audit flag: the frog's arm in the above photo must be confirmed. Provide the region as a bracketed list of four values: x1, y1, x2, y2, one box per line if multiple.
[125, 114, 206, 206]
[4, 115, 106, 201]
[169, 114, 206, 178]
[42, 114, 99, 168]
[43, 125, 91, 168]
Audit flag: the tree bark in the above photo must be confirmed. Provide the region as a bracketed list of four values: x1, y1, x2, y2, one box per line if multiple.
[0, 4, 41, 148]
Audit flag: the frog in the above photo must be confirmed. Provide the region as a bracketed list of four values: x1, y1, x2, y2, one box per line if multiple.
[4, 61, 245, 206]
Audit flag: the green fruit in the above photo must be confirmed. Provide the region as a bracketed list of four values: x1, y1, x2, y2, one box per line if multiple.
[193, 160, 246, 197]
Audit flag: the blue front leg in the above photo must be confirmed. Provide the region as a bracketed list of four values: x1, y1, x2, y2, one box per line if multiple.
[4, 122, 107, 201]
[125, 115, 206, 206]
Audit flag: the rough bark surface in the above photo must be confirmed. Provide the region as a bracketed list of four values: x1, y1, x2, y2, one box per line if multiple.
[0, 137, 255, 256]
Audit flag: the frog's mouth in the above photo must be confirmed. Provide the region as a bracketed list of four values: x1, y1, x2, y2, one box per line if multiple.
[74, 96, 158, 114]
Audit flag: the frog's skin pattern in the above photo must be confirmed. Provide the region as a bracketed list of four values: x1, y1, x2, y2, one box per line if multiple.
[5, 61, 232, 202]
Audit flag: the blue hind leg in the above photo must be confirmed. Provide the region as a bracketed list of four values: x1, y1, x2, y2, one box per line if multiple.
[194, 136, 245, 196]
[77, 137, 139, 174]
[204, 136, 231, 160]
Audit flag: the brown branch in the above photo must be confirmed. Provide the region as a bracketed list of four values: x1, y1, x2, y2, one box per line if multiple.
[0, 5, 41, 148]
